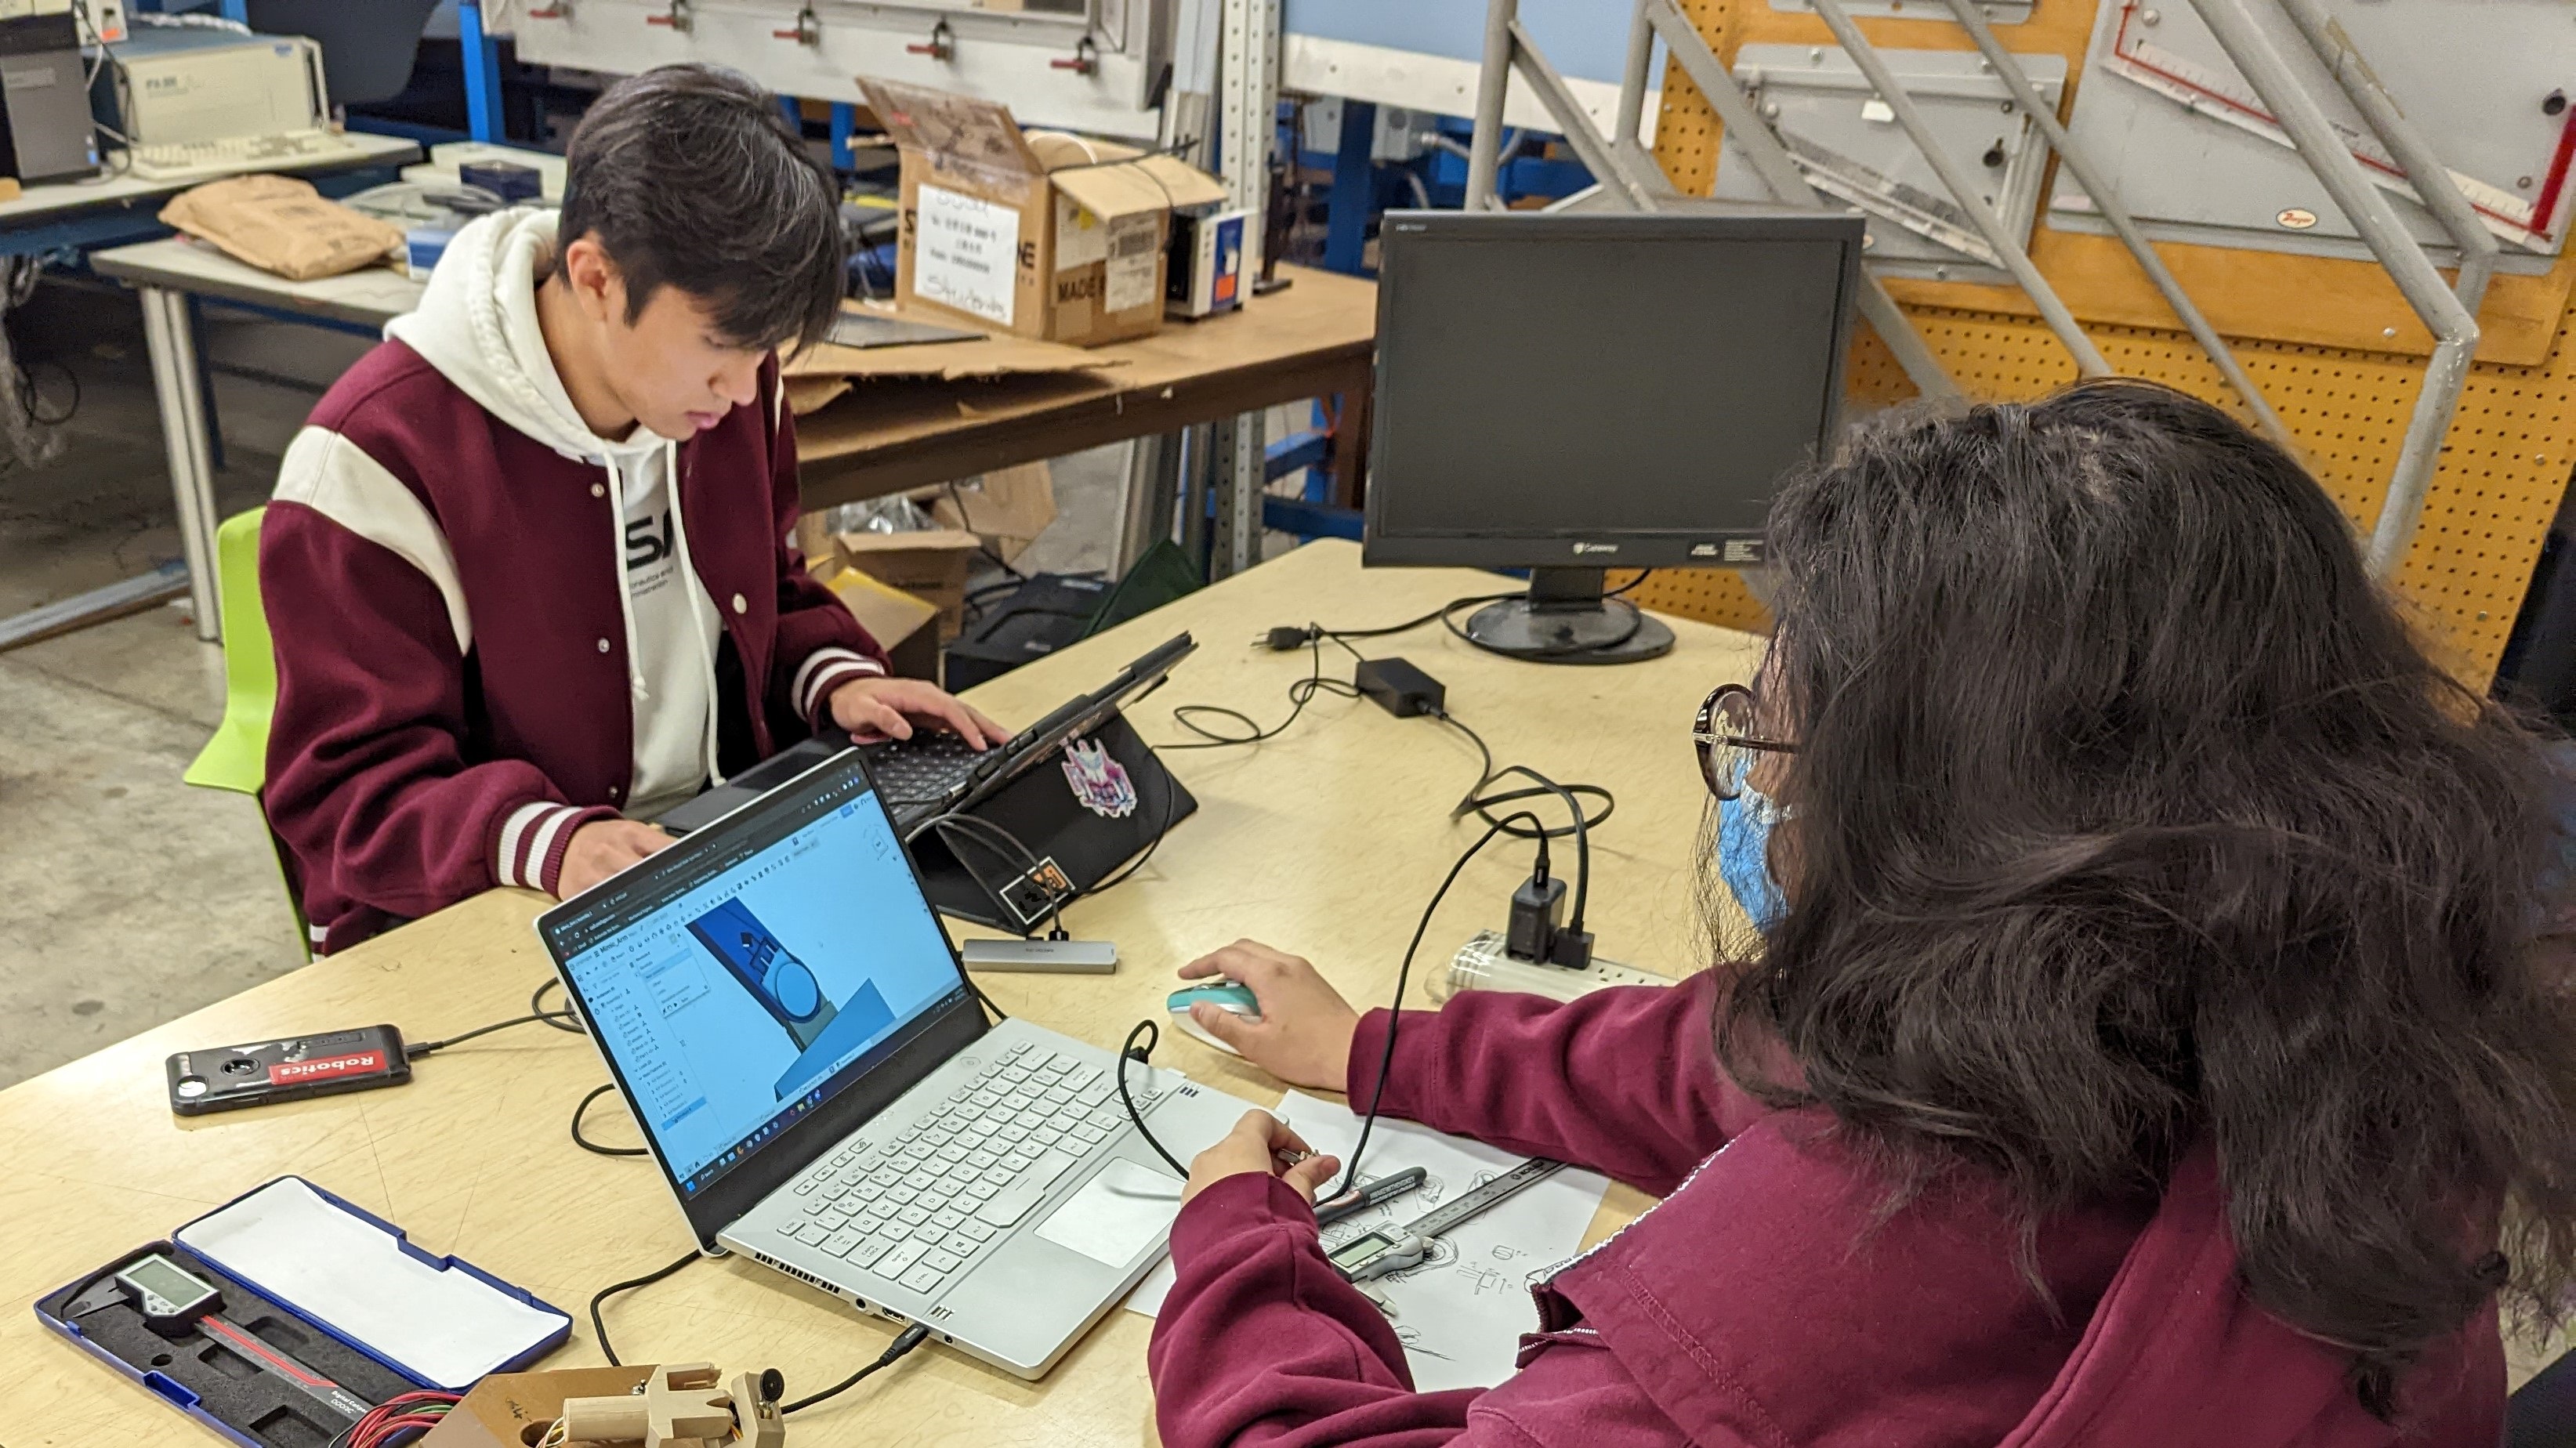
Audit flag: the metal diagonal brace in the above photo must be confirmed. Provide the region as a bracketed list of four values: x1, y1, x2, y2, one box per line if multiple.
[1466, 0, 1667, 212]
[2274, 0, 2494, 318]
[1940, 0, 2288, 447]
[1640, 0, 1963, 404]
[1505, 18, 1667, 211]
[1808, 0, 2112, 378]
[2187, 0, 2476, 577]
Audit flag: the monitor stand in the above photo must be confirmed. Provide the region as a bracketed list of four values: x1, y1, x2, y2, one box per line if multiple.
[1462, 568, 1675, 665]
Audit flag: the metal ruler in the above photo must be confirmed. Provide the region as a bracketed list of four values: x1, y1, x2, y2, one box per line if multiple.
[1328, 1156, 1570, 1283]
[1404, 1157, 1566, 1240]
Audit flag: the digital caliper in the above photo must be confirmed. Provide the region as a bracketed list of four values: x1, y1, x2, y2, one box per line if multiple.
[1324, 1157, 1567, 1283]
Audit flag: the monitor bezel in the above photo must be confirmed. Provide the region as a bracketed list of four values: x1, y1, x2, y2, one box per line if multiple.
[1359, 208, 1866, 571]
[536, 749, 987, 1251]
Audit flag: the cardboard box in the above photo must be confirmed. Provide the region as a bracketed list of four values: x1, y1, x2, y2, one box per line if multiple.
[857, 77, 1228, 347]
[818, 557, 944, 680]
[918, 461, 1058, 565]
[832, 527, 984, 639]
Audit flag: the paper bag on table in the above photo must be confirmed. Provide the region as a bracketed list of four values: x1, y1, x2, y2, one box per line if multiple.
[158, 175, 404, 281]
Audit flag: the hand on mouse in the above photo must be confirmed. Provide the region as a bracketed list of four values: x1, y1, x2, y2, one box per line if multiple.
[1176, 940, 1360, 1092]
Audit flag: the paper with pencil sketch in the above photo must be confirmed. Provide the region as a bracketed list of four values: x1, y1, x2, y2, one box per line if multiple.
[1123, 1091, 1613, 1392]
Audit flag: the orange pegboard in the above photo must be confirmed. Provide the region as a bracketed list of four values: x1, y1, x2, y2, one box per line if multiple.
[1627, 567, 1772, 636]
[1632, 0, 2576, 682]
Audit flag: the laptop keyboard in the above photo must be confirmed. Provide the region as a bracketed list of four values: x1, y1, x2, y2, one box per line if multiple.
[865, 733, 994, 810]
[777, 1041, 1163, 1298]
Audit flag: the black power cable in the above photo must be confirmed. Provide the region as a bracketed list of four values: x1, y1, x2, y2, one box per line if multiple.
[1458, 765, 1598, 947]
[780, 1322, 934, 1415]
[402, 1011, 578, 1060]
[1116, 1019, 1189, 1177]
[588, 1250, 701, 1368]
[532, 978, 586, 1033]
[1324, 808, 1546, 1202]
[586, 1251, 933, 1414]
[1426, 711, 1614, 837]
[571, 1084, 649, 1157]
[1120, 809, 1549, 1203]
[1166, 626, 1360, 751]
[905, 809, 1070, 940]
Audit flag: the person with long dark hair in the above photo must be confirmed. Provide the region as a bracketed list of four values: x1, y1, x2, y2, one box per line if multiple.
[1147, 379, 2576, 1445]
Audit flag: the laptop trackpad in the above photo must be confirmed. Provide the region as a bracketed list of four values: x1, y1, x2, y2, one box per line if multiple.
[1034, 1160, 1183, 1267]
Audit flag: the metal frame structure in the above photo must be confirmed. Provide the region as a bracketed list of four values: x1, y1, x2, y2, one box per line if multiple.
[1468, 0, 2505, 579]
[1804, 0, 2110, 379]
[1618, 0, 1958, 403]
[1937, 0, 2288, 447]
[139, 284, 223, 642]
[1203, 0, 1280, 578]
[2180, 0, 2480, 575]
[2252, 0, 2489, 572]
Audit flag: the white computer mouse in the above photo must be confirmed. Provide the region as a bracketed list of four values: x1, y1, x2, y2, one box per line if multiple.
[1167, 979, 1261, 1055]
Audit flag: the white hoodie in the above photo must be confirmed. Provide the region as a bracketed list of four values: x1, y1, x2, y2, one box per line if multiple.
[386, 208, 723, 822]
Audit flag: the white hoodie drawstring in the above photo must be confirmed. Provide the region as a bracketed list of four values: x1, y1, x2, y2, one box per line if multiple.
[662, 439, 726, 789]
[602, 454, 648, 703]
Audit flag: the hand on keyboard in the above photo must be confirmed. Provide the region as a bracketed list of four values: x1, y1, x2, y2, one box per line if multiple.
[826, 675, 1005, 751]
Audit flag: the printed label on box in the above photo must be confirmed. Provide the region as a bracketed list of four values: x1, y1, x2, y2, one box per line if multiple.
[916, 183, 1020, 326]
[1056, 194, 1109, 271]
[1103, 215, 1161, 313]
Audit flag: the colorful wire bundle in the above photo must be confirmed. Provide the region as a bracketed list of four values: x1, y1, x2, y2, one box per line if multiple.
[332, 1390, 463, 1448]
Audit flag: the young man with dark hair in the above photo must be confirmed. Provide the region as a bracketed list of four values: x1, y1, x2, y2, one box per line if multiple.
[262, 64, 998, 953]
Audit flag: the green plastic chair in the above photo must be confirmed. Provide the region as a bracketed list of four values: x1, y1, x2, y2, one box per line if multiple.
[185, 508, 275, 795]
[184, 507, 313, 958]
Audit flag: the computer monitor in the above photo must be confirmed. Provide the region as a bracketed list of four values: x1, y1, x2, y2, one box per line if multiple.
[1361, 208, 1866, 664]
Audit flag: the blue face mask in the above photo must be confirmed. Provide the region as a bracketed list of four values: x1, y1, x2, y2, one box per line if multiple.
[1718, 755, 1789, 936]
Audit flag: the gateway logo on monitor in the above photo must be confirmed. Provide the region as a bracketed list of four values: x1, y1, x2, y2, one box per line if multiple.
[1571, 542, 1621, 555]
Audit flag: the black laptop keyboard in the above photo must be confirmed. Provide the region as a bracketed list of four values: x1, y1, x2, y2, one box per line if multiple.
[864, 732, 996, 811]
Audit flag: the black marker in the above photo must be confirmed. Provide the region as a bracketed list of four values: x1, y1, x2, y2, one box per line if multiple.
[1315, 1166, 1429, 1228]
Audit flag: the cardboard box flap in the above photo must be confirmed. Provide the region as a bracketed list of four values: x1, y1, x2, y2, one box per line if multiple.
[1050, 161, 1175, 223]
[833, 528, 985, 560]
[1134, 154, 1230, 208]
[820, 559, 941, 651]
[857, 77, 1040, 176]
[782, 328, 1125, 381]
[1027, 130, 1141, 170]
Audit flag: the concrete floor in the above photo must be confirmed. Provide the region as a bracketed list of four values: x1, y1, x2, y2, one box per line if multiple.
[0, 280, 1130, 1091]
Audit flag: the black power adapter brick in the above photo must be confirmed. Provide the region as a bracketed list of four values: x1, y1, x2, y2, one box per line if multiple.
[1355, 657, 1447, 718]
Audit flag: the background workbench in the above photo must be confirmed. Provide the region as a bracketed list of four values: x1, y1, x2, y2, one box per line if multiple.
[0, 541, 1741, 1447]
[85, 237, 1376, 644]
[0, 132, 420, 257]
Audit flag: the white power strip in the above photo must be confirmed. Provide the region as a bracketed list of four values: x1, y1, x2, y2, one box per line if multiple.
[1433, 929, 1675, 1003]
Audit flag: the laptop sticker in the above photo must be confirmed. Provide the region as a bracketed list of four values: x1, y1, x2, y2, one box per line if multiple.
[1061, 737, 1137, 819]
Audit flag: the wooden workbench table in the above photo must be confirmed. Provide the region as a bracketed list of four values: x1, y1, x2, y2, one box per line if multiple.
[0, 541, 1748, 1445]
[792, 267, 1379, 512]
[85, 239, 1375, 646]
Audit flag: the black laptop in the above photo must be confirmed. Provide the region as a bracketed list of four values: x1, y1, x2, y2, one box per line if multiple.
[658, 632, 1196, 838]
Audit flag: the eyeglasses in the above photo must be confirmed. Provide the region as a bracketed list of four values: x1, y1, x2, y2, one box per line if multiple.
[1694, 682, 1798, 801]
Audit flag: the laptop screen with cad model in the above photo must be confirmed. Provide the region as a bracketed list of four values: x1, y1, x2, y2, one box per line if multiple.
[542, 752, 980, 1236]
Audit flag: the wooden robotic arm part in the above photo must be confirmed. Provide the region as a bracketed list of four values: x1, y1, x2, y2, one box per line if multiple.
[557, 1364, 784, 1448]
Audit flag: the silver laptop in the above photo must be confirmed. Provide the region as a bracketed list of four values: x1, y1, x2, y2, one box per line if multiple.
[537, 748, 1248, 1378]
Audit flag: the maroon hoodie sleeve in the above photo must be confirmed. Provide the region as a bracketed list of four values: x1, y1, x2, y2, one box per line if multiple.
[261, 501, 618, 928]
[1150, 1176, 1689, 1448]
[1149, 1173, 1484, 1448]
[1345, 972, 1762, 1197]
[759, 366, 889, 733]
